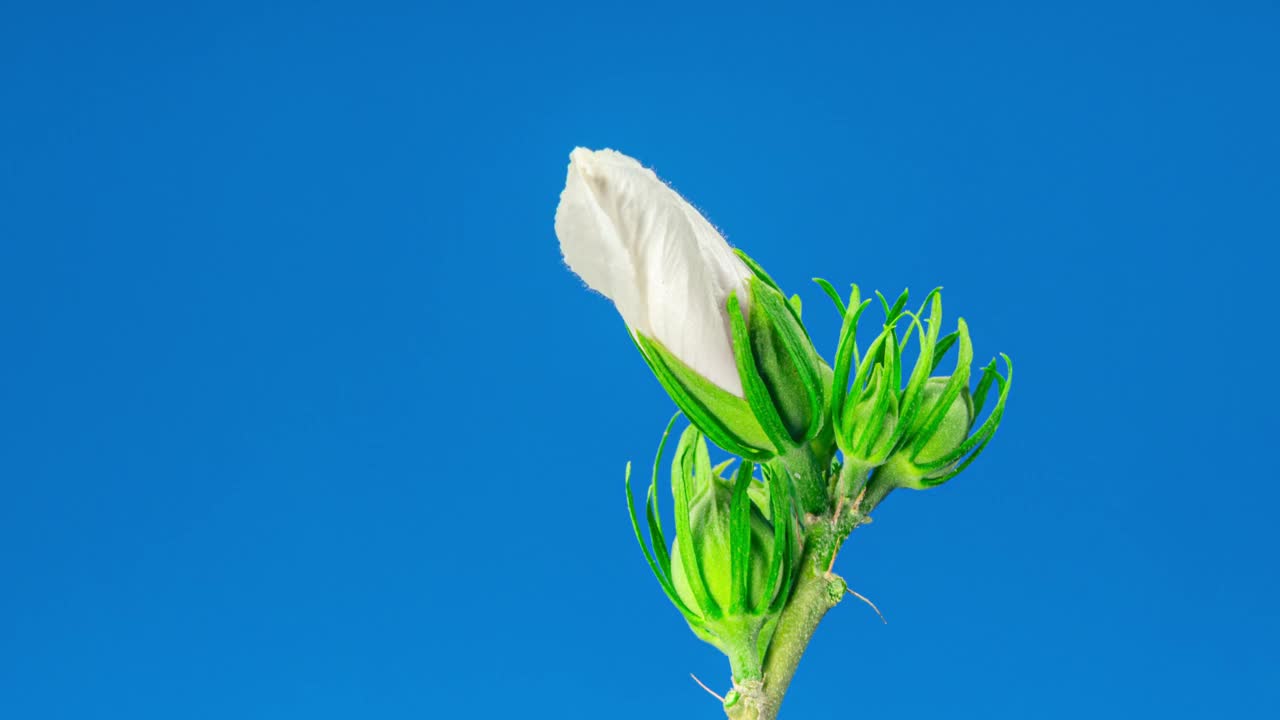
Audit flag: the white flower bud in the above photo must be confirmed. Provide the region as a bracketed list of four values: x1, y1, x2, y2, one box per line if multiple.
[555, 147, 752, 396]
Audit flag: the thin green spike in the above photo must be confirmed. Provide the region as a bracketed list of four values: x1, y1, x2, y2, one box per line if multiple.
[830, 295, 870, 440]
[919, 366, 1009, 486]
[885, 288, 910, 321]
[813, 277, 847, 316]
[857, 336, 898, 459]
[917, 354, 1012, 474]
[673, 427, 720, 618]
[930, 331, 960, 373]
[712, 459, 736, 478]
[625, 461, 700, 620]
[909, 319, 974, 460]
[752, 282, 825, 443]
[765, 464, 797, 614]
[633, 332, 771, 462]
[891, 292, 943, 452]
[734, 249, 783, 293]
[875, 290, 890, 317]
[971, 359, 999, 418]
[728, 291, 793, 453]
[729, 461, 754, 614]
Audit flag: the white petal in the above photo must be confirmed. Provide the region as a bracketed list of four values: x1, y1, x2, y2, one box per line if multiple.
[555, 147, 752, 396]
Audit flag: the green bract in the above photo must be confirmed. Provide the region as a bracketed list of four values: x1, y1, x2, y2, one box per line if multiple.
[633, 251, 829, 462]
[875, 298, 1013, 490]
[626, 418, 799, 681]
[821, 285, 1013, 494]
[909, 377, 975, 467]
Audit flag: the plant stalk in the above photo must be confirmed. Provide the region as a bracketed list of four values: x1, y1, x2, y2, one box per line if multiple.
[724, 472, 892, 720]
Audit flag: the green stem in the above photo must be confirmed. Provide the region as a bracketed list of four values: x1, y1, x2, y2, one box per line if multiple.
[725, 480, 890, 720]
[771, 448, 828, 517]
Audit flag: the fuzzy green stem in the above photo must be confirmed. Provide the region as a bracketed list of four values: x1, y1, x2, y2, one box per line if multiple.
[724, 619, 766, 683]
[725, 481, 890, 720]
[771, 448, 828, 517]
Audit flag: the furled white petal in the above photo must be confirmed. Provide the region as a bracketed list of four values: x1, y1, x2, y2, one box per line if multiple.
[555, 147, 752, 396]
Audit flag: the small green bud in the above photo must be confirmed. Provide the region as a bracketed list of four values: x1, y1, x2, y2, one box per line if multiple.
[882, 376, 977, 489]
[670, 479, 776, 616]
[910, 377, 975, 465]
[837, 366, 900, 463]
[662, 426, 799, 680]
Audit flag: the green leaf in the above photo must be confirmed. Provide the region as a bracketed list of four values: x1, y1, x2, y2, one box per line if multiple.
[788, 293, 803, 319]
[812, 277, 847, 316]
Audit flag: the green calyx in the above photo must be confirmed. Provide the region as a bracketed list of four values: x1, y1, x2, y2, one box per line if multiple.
[824, 285, 1014, 494]
[625, 417, 799, 680]
[632, 250, 829, 462]
[829, 285, 916, 469]
[840, 367, 900, 463]
[633, 333, 775, 461]
[728, 270, 829, 455]
[909, 377, 975, 467]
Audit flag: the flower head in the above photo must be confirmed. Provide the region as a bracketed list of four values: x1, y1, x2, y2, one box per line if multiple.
[557, 148, 829, 462]
[556, 147, 751, 396]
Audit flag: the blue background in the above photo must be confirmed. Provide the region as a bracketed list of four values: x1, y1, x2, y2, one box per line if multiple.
[2, 1, 1277, 718]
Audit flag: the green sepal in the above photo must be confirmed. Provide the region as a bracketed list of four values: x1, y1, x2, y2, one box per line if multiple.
[632, 331, 773, 461]
[712, 459, 736, 478]
[918, 353, 1013, 486]
[840, 324, 892, 445]
[764, 462, 798, 615]
[812, 277, 848, 316]
[854, 348, 897, 461]
[830, 287, 870, 446]
[891, 291, 944, 452]
[729, 461, 754, 614]
[909, 319, 973, 461]
[728, 291, 794, 454]
[735, 249, 811, 334]
[672, 425, 720, 618]
[931, 331, 960, 373]
[876, 288, 910, 322]
[746, 280, 827, 444]
[623, 413, 703, 625]
[733, 249, 783, 296]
